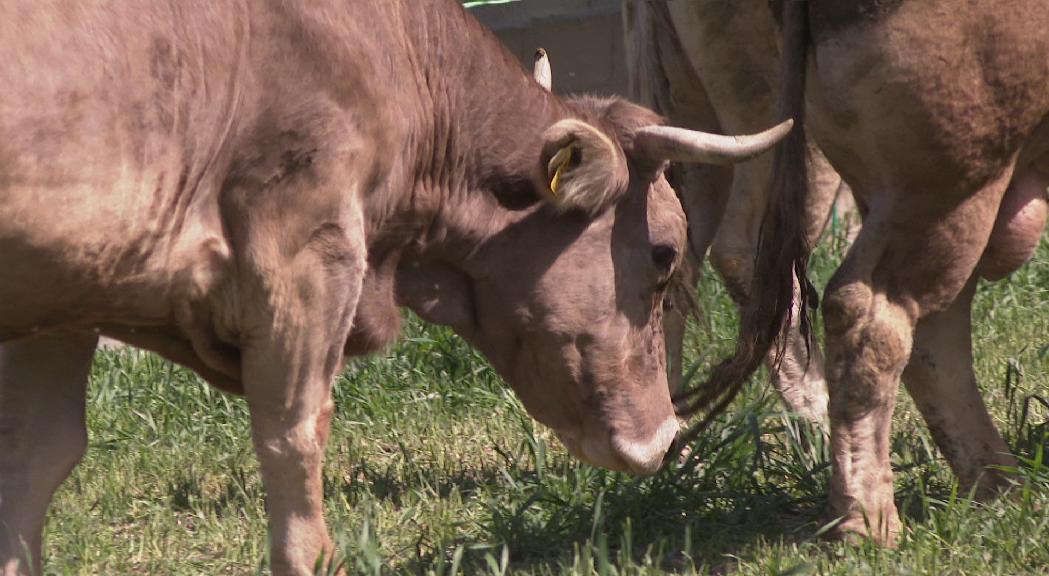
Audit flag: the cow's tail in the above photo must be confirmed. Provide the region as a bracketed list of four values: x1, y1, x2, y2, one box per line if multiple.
[623, 0, 675, 115]
[621, 0, 696, 116]
[674, 0, 814, 440]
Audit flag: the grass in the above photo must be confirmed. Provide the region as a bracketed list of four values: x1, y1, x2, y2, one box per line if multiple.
[41, 229, 1049, 574]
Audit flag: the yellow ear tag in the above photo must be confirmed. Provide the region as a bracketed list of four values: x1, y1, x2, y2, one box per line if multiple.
[548, 146, 574, 196]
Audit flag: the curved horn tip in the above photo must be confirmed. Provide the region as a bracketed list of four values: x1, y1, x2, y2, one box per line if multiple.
[773, 118, 795, 135]
[635, 118, 797, 165]
[533, 47, 552, 92]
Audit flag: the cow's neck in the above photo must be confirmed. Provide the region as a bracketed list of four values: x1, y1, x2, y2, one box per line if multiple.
[348, 3, 570, 350]
[390, 5, 568, 261]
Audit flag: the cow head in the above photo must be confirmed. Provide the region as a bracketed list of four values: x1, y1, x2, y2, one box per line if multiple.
[395, 61, 791, 476]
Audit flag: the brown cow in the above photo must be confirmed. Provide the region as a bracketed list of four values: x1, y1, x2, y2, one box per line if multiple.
[624, 0, 861, 424]
[677, 0, 1049, 545]
[0, 1, 791, 573]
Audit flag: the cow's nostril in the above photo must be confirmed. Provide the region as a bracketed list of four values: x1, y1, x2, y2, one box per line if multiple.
[651, 244, 677, 272]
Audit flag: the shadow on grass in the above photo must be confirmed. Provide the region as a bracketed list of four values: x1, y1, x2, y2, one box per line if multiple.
[389, 403, 841, 573]
[340, 459, 506, 508]
[167, 462, 260, 518]
[388, 404, 1040, 574]
[487, 473, 828, 574]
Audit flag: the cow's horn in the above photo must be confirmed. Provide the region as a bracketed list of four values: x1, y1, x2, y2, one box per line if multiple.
[634, 119, 794, 165]
[533, 48, 552, 92]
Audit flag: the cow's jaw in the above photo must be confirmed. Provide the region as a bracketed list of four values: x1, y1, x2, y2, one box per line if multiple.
[554, 415, 678, 476]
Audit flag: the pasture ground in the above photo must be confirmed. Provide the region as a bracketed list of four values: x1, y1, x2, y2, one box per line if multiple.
[43, 230, 1049, 574]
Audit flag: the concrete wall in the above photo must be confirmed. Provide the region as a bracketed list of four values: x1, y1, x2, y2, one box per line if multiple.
[469, 0, 627, 97]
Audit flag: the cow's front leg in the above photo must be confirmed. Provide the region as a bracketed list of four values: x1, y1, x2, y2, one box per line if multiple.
[0, 333, 97, 576]
[238, 221, 366, 575]
[245, 351, 340, 575]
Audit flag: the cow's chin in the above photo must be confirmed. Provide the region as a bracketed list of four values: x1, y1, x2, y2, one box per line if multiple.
[495, 341, 676, 476]
[554, 430, 632, 474]
[553, 425, 676, 477]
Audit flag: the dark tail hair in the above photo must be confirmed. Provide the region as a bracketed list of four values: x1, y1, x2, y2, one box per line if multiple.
[674, 0, 814, 440]
[623, 0, 688, 116]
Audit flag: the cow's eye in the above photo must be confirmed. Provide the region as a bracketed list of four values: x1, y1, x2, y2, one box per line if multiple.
[662, 295, 675, 312]
[651, 244, 677, 274]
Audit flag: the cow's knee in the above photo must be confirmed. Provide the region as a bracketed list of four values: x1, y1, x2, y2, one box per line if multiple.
[252, 401, 333, 471]
[822, 278, 873, 339]
[824, 284, 912, 409]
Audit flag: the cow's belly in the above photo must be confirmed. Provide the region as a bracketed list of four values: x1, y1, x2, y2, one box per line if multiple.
[0, 180, 223, 338]
[977, 163, 1049, 280]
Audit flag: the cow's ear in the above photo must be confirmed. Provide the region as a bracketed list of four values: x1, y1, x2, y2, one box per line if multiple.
[537, 119, 629, 215]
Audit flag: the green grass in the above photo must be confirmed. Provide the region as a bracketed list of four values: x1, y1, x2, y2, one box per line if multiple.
[42, 231, 1049, 574]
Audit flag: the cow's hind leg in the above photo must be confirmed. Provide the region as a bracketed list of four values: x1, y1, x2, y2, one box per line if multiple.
[0, 333, 97, 576]
[711, 203, 831, 424]
[903, 278, 1016, 499]
[898, 160, 1049, 497]
[708, 142, 841, 425]
[823, 271, 910, 544]
[822, 175, 1008, 545]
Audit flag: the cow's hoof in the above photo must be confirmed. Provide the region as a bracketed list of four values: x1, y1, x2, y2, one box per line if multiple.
[822, 511, 900, 548]
[968, 469, 1018, 503]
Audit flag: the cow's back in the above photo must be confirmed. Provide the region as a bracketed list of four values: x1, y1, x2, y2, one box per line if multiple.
[807, 0, 1049, 193]
[0, 1, 436, 333]
[0, 2, 253, 330]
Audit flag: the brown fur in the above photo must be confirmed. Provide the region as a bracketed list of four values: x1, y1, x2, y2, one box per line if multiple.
[669, 0, 1049, 546]
[0, 2, 791, 572]
[624, 0, 846, 423]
